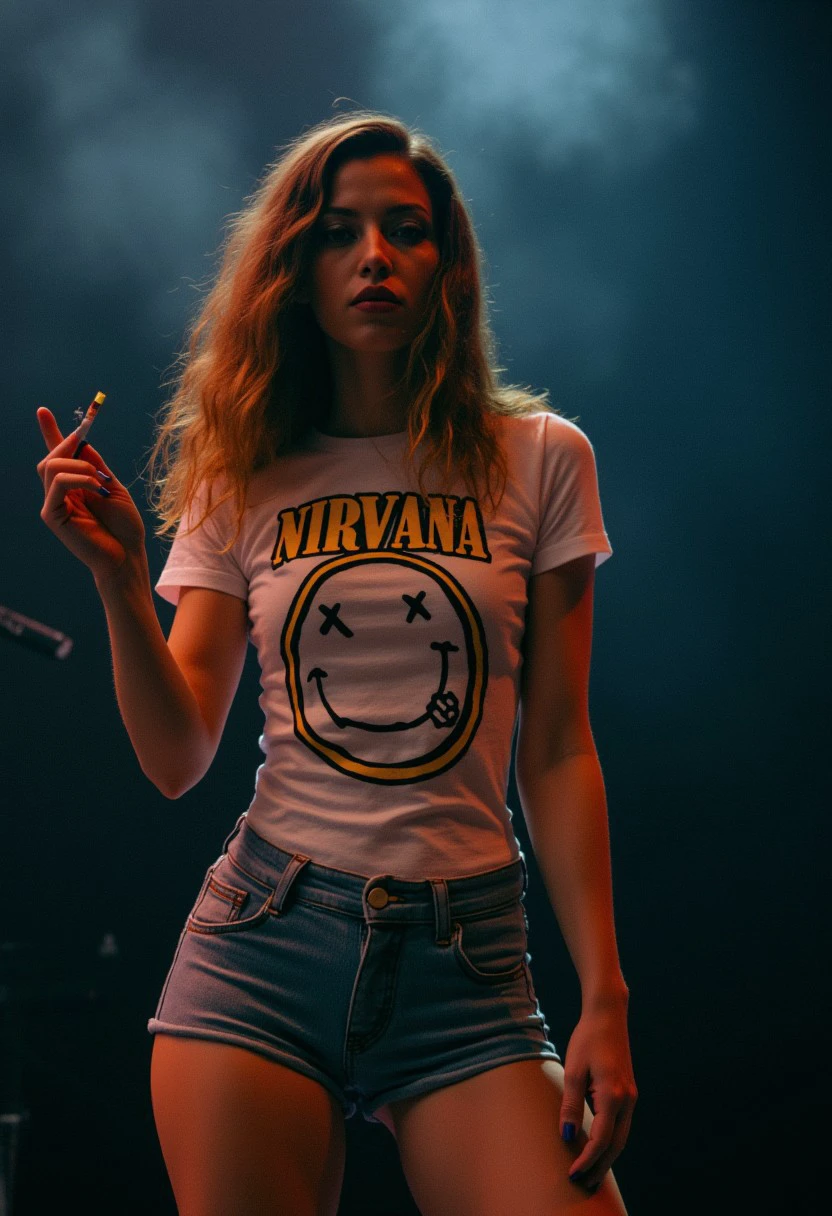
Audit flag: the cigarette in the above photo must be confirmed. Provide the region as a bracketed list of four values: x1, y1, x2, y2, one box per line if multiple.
[72, 391, 107, 457]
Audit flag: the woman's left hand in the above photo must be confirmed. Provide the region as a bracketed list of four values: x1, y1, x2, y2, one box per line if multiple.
[558, 999, 638, 1192]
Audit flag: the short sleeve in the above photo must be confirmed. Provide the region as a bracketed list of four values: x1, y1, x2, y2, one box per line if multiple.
[155, 483, 249, 607]
[531, 415, 613, 576]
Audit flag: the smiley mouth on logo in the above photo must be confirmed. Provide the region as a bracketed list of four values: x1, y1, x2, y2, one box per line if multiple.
[307, 639, 460, 731]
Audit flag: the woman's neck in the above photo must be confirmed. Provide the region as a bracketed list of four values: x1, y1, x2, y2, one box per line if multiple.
[321, 342, 410, 437]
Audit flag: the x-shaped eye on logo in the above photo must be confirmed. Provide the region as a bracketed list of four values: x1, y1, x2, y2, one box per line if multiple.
[402, 589, 431, 622]
[318, 602, 353, 637]
[318, 589, 432, 637]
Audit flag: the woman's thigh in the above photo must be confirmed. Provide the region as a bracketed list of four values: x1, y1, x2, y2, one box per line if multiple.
[150, 1035, 346, 1216]
[388, 1058, 627, 1216]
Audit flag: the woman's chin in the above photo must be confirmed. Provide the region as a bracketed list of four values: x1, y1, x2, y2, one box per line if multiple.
[331, 334, 412, 356]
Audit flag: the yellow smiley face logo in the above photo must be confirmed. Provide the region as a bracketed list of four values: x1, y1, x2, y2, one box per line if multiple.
[281, 551, 488, 783]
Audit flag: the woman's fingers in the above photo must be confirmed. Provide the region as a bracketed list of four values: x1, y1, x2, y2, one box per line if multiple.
[40, 470, 111, 528]
[79, 444, 114, 479]
[576, 1105, 634, 1193]
[35, 409, 115, 485]
[34, 406, 143, 580]
[36, 406, 65, 450]
[569, 1104, 617, 1181]
[41, 456, 110, 496]
[36, 416, 83, 482]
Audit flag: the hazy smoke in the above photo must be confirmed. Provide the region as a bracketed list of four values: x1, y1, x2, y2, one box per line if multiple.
[4, 0, 248, 335]
[354, 0, 699, 381]
[357, 0, 699, 181]
[3, 0, 700, 370]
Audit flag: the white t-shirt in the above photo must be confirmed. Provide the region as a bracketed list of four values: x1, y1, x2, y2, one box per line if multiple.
[155, 410, 613, 879]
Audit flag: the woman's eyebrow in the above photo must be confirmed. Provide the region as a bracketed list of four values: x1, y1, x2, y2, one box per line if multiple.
[323, 203, 430, 219]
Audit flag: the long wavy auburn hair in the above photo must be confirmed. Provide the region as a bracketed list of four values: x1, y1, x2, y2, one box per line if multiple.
[143, 109, 561, 553]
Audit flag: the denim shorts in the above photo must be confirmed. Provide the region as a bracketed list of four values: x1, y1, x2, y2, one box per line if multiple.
[147, 812, 561, 1125]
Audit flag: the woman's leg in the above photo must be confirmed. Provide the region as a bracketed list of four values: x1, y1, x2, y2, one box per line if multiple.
[388, 1057, 627, 1216]
[150, 1035, 347, 1216]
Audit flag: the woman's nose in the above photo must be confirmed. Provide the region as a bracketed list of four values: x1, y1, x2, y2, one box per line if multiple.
[359, 228, 393, 270]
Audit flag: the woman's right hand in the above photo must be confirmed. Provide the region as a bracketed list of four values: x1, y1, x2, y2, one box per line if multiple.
[36, 406, 147, 585]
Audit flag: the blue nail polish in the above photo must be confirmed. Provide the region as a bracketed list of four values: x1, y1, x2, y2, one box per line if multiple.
[97, 486, 111, 497]
[96, 470, 112, 481]
[562, 1123, 576, 1142]
[569, 1171, 583, 1183]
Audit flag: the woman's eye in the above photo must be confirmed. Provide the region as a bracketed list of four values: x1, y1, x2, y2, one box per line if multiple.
[396, 223, 427, 243]
[321, 226, 351, 245]
[320, 224, 426, 246]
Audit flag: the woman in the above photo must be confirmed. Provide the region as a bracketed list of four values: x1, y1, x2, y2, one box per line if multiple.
[36, 111, 636, 1215]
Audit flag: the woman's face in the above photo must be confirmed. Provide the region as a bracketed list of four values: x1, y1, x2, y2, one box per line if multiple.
[304, 153, 441, 354]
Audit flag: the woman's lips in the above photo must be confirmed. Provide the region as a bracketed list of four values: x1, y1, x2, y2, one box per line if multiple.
[352, 300, 403, 313]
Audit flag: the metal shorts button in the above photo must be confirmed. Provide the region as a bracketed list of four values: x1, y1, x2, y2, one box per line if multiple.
[367, 887, 389, 909]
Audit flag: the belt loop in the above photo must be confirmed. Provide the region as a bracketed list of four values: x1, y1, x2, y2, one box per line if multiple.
[220, 811, 248, 855]
[518, 849, 529, 896]
[430, 878, 452, 946]
[269, 853, 311, 916]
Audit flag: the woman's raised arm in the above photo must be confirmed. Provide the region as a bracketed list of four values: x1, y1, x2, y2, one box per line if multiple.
[36, 407, 248, 797]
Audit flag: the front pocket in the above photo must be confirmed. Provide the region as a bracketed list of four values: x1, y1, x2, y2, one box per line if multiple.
[450, 899, 528, 985]
[187, 855, 276, 936]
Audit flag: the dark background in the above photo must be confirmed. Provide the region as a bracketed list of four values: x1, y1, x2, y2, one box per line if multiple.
[1, 1, 829, 1212]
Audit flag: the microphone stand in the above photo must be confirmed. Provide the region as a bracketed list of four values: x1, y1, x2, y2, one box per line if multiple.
[0, 605, 73, 660]
[1, 605, 75, 1213]
[0, 965, 28, 1216]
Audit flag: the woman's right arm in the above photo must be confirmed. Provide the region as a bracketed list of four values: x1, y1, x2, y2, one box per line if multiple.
[95, 562, 249, 798]
[36, 407, 248, 798]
